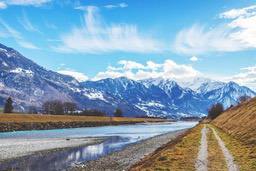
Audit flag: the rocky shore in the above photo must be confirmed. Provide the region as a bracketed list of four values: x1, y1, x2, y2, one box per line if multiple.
[71, 129, 188, 171]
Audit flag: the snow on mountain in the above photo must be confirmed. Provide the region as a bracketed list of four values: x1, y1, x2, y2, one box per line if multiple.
[0, 42, 255, 118]
[200, 81, 256, 108]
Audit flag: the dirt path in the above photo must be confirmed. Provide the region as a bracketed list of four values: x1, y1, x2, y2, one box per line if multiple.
[211, 128, 239, 171]
[195, 125, 208, 171]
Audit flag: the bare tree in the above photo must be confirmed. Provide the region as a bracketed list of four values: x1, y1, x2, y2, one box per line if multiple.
[42, 100, 64, 115]
[239, 96, 251, 103]
[63, 102, 77, 114]
[208, 103, 224, 119]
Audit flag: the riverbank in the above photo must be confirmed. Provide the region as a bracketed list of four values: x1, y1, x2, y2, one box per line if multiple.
[0, 114, 166, 132]
[71, 129, 188, 171]
[0, 137, 105, 162]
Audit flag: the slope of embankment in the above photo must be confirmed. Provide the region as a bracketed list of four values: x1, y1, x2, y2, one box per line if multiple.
[213, 97, 256, 145]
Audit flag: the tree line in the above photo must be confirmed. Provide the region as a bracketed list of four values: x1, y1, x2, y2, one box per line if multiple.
[2, 95, 252, 119]
[1, 97, 124, 117]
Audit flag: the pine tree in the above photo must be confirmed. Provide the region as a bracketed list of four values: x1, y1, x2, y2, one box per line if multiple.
[4, 97, 13, 113]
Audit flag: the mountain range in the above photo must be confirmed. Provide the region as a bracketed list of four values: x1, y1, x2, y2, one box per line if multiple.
[0, 43, 255, 118]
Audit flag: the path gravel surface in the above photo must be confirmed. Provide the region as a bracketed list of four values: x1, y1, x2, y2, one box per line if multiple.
[195, 125, 208, 171]
[211, 128, 239, 171]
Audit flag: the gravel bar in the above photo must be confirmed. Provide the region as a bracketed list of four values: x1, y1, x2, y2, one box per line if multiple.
[0, 137, 104, 161]
[71, 129, 188, 171]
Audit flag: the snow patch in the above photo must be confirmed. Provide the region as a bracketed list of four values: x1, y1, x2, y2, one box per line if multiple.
[0, 48, 7, 53]
[139, 101, 165, 108]
[0, 82, 4, 90]
[10, 68, 34, 77]
[84, 91, 108, 102]
[2, 61, 8, 67]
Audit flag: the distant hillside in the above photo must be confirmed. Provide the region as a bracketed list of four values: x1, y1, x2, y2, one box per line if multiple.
[213, 97, 256, 144]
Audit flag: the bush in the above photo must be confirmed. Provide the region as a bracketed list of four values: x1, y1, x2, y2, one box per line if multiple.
[79, 109, 106, 116]
[239, 96, 251, 103]
[114, 108, 123, 117]
[208, 103, 224, 119]
[42, 100, 78, 115]
[4, 97, 13, 113]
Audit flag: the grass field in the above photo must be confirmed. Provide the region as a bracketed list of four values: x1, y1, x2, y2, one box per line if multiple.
[0, 113, 165, 123]
[213, 97, 256, 145]
[130, 125, 202, 171]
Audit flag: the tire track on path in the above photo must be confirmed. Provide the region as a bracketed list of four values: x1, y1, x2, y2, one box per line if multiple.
[211, 127, 239, 171]
[195, 125, 208, 171]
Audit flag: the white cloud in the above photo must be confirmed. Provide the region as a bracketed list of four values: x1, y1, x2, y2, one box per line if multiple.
[104, 2, 128, 9]
[0, 18, 39, 49]
[93, 59, 200, 81]
[54, 6, 162, 54]
[58, 70, 88, 82]
[219, 5, 256, 19]
[227, 65, 256, 90]
[0, 2, 7, 9]
[19, 11, 40, 33]
[6, 0, 51, 6]
[190, 56, 198, 62]
[174, 5, 256, 55]
[118, 60, 145, 70]
[173, 24, 244, 55]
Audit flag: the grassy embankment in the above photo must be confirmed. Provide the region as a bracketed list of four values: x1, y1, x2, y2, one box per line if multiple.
[131, 98, 256, 171]
[212, 97, 256, 170]
[131, 124, 202, 171]
[0, 113, 165, 132]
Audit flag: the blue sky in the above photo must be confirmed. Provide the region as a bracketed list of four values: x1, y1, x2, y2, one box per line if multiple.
[0, 0, 256, 89]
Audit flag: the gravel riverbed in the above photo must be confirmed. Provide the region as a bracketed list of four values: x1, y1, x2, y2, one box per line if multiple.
[71, 129, 188, 171]
[0, 137, 104, 161]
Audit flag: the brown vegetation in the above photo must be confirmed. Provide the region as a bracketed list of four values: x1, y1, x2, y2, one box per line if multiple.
[212, 97, 256, 145]
[130, 125, 202, 171]
[212, 125, 256, 171]
[0, 113, 165, 132]
[0, 113, 163, 123]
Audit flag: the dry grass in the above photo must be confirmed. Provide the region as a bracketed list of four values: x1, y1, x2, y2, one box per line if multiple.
[0, 113, 164, 123]
[130, 125, 202, 171]
[212, 97, 256, 145]
[213, 125, 256, 171]
[207, 125, 227, 171]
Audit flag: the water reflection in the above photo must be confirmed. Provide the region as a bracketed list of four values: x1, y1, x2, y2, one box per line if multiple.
[0, 122, 198, 171]
[0, 136, 132, 171]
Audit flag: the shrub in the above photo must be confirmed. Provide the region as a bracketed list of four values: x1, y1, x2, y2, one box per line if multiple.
[208, 103, 224, 119]
[79, 109, 106, 116]
[4, 97, 13, 113]
[114, 108, 123, 117]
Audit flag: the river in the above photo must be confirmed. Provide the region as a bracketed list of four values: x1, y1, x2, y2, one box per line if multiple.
[0, 121, 197, 171]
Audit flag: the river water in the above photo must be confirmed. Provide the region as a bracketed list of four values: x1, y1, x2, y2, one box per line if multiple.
[0, 121, 197, 171]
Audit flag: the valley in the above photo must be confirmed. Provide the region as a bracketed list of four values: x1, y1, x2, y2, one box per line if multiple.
[0, 43, 255, 118]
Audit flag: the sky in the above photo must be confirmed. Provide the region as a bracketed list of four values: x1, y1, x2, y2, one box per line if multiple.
[0, 0, 256, 89]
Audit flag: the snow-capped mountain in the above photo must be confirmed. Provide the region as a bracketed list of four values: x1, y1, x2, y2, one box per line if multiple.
[0, 43, 79, 110]
[198, 81, 256, 108]
[0, 43, 255, 118]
